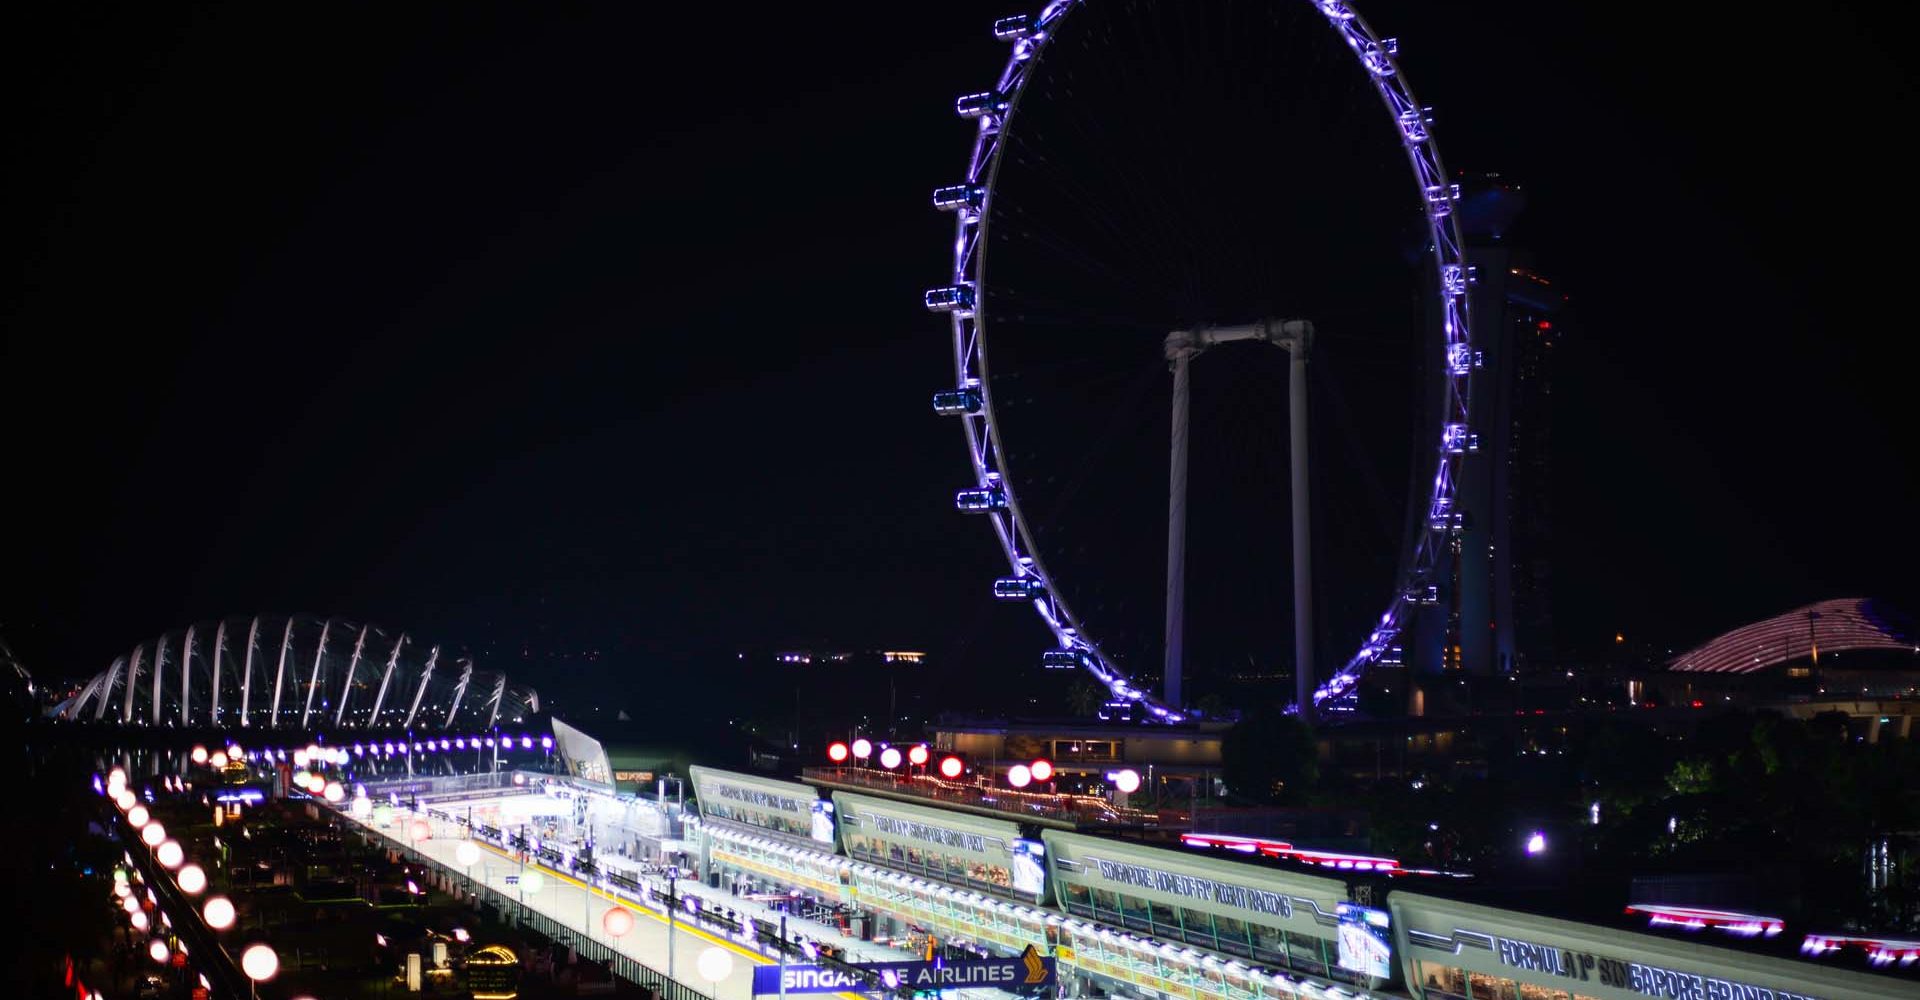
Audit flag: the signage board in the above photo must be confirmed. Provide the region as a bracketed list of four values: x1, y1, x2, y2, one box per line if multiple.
[1011, 839, 1048, 896]
[752, 946, 1056, 995]
[1336, 902, 1393, 978]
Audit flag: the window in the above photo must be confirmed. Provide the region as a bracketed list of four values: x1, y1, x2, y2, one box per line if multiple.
[1212, 914, 1251, 957]
[1517, 984, 1568, 1000]
[1092, 887, 1122, 916]
[1179, 907, 1216, 947]
[1416, 960, 1468, 1000]
[1468, 972, 1517, 1000]
[1148, 898, 1181, 934]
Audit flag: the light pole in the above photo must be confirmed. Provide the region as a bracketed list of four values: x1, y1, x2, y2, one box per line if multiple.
[666, 869, 678, 982]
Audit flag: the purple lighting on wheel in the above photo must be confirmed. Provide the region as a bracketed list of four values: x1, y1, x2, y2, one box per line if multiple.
[929, 0, 1472, 722]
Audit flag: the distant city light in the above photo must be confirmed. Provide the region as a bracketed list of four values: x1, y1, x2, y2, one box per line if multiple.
[1029, 759, 1054, 782]
[851, 739, 873, 760]
[908, 744, 930, 767]
[879, 747, 903, 770]
[827, 742, 850, 763]
[938, 756, 964, 779]
[1110, 769, 1142, 794]
[1007, 764, 1032, 788]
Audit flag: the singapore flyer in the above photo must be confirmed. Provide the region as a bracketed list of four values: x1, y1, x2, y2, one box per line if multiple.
[925, 0, 1473, 723]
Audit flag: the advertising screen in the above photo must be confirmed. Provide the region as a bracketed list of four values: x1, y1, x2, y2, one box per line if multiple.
[809, 800, 838, 845]
[1011, 838, 1048, 895]
[1336, 903, 1392, 978]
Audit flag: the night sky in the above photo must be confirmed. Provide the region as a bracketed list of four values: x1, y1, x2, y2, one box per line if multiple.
[5, 2, 1915, 708]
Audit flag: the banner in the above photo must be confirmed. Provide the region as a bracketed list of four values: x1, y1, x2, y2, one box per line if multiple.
[752, 946, 1056, 995]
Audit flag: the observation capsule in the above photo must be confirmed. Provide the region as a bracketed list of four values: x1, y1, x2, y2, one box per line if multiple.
[932, 185, 984, 212]
[931, 387, 983, 416]
[1428, 497, 1461, 532]
[1041, 650, 1081, 670]
[1446, 344, 1484, 375]
[993, 15, 1032, 41]
[1442, 423, 1470, 454]
[924, 284, 975, 314]
[1397, 109, 1430, 144]
[993, 577, 1045, 601]
[955, 92, 1007, 119]
[954, 488, 1007, 512]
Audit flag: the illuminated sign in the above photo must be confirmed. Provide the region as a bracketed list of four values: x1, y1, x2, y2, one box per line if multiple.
[751, 947, 1055, 995]
[1491, 935, 1822, 1000]
[1086, 857, 1294, 918]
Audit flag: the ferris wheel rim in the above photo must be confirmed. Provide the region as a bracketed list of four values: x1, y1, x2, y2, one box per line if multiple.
[934, 0, 1474, 722]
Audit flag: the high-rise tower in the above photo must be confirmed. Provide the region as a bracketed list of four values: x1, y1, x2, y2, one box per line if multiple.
[1408, 175, 1566, 699]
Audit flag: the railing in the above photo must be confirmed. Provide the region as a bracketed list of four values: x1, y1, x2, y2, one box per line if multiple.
[803, 767, 1184, 828]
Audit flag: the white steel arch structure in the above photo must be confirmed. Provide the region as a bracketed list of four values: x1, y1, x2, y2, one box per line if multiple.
[54, 614, 538, 730]
[926, 0, 1475, 721]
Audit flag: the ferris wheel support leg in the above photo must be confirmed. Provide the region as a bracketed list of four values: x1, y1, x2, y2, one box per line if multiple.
[1164, 350, 1192, 710]
[1290, 342, 1315, 717]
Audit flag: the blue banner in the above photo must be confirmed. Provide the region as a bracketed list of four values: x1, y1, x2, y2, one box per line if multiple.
[752, 947, 1056, 995]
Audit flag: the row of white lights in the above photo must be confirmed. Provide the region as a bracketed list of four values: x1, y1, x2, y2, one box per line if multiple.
[826, 740, 1142, 793]
[103, 763, 285, 988]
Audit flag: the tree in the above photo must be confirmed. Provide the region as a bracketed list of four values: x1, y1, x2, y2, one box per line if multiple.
[1220, 709, 1318, 805]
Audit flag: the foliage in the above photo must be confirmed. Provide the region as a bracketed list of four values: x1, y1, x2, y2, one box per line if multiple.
[1219, 708, 1318, 805]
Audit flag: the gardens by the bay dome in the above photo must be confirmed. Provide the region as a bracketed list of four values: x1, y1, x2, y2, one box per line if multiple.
[53, 613, 537, 731]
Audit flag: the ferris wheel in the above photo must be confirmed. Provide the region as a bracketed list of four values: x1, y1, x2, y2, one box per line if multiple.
[926, 0, 1475, 722]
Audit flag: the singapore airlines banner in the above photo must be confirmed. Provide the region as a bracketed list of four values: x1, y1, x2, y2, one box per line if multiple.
[752, 946, 1057, 995]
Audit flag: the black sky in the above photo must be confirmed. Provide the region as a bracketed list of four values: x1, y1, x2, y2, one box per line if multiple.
[4, 2, 1915, 704]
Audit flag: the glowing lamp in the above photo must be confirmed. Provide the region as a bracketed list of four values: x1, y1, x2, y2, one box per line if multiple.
[149, 939, 170, 964]
[908, 744, 930, 766]
[827, 742, 850, 763]
[241, 943, 279, 982]
[123, 895, 141, 914]
[851, 738, 872, 760]
[130, 910, 149, 931]
[291, 750, 308, 769]
[697, 946, 735, 984]
[108, 767, 128, 789]
[141, 824, 167, 848]
[115, 883, 131, 899]
[519, 870, 545, 895]
[1030, 759, 1054, 782]
[177, 864, 207, 894]
[156, 840, 184, 869]
[410, 819, 432, 842]
[322, 781, 345, 803]
[1111, 769, 1142, 794]
[189, 745, 208, 765]
[1525, 831, 1547, 856]
[938, 756, 964, 779]
[127, 805, 150, 829]
[879, 746, 903, 769]
[603, 905, 636, 938]
[456, 841, 481, 867]
[209, 751, 229, 769]
[1007, 764, 1032, 788]
[203, 896, 236, 930]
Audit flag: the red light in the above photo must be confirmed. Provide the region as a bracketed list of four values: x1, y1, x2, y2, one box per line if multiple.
[1029, 759, 1054, 782]
[1537, 321, 1552, 330]
[827, 742, 849, 763]
[938, 756, 964, 779]
[907, 745, 929, 766]
[1690, 700, 1704, 709]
